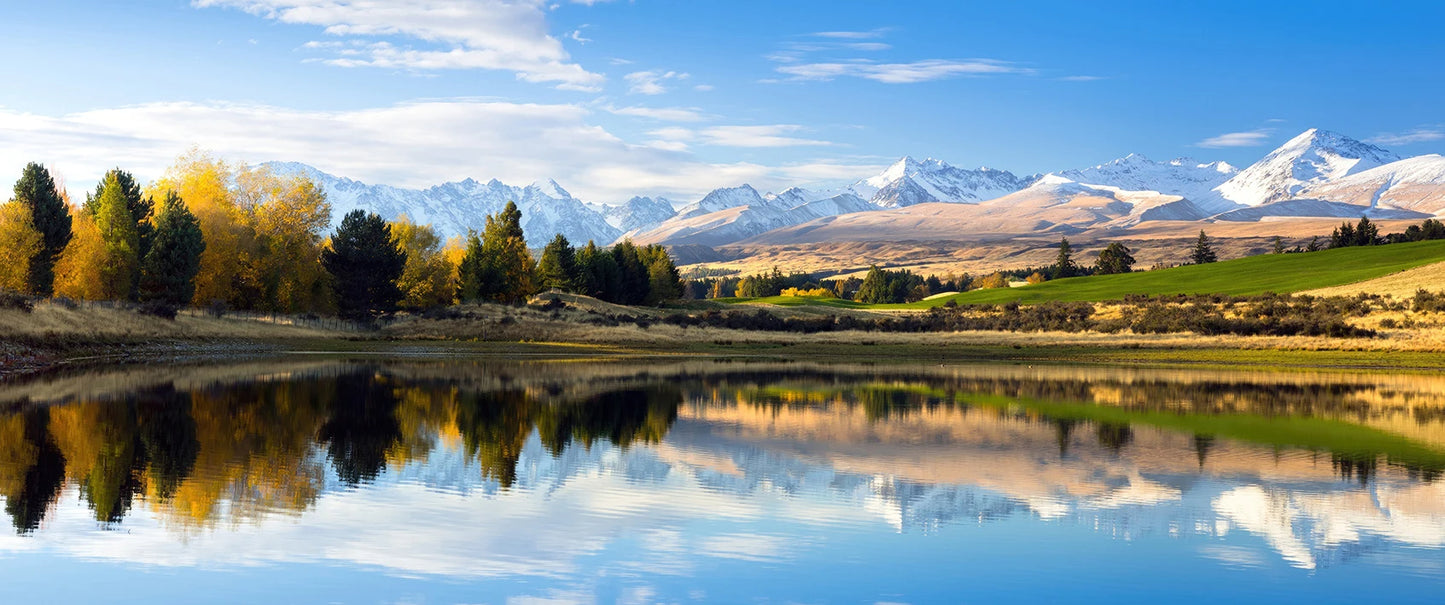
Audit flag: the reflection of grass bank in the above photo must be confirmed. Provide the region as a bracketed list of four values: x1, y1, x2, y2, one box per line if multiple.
[967, 393, 1445, 473]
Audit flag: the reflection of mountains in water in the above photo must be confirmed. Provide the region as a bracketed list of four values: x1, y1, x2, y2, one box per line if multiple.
[2, 361, 1445, 571]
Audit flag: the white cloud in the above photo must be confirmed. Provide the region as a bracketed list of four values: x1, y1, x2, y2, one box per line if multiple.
[192, 0, 604, 91]
[811, 29, 889, 40]
[1365, 128, 1445, 146]
[624, 70, 688, 95]
[1058, 75, 1104, 82]
[693, 84, 714, 92]
[1195, 129, 1273, 148]
[0, 100, 876, 203]
[775, 59, 1033, 83]
[647, 124, 833, 148]
[606, 106, 709, 122]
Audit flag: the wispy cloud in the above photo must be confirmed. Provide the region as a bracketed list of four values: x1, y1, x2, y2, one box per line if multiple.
[1196, 129, 1273, 148]
[776, 59, 1032, 83]
[193, 0, 604, 91]
[810, 28, 890, 40]
[624, 70, 689, 95]
[1058, 75, 1105, 82]
[1366, 128, 1445, 146]
[649, 124, 833, 148]
[606, 105, 709, 122]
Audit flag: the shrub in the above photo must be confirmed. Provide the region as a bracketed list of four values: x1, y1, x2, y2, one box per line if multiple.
[0, 290, 34, 313]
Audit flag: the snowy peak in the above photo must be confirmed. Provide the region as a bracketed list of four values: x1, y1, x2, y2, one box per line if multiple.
[854, 156, 1033, 207]
[1300, 154, 1445, 216]
[603, 196, 678, 232]
[1213, 128, 1401, 206]
[678, 184, 766, 219]
[1048, 153, 1238, 207]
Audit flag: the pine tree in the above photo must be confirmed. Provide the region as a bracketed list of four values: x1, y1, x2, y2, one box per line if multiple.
[611, 240, 650, 305]
[537, 233, 580, 292]
[856, 266, 889, 304]
[456, 231, 488, 303]
[86, 169, 154, 263]
[1272, 236, 1285, 254]
[1355, 217, 1379, 246]
[1095, 242, 1135, 275]
[138, 191, 206, 305]
[578, 241, 622, 301]
[1053, 237, 1078, 278]
[472, 201, 536, 303]
[91, 173, 142, 300]
[12, 163, 71, 296]
[1306, 236, 1322, 252]
[1190, 230, 1217, 264]
[322, 210, 407, 319]
[1331, 221, 1356, 248]
[641, 244, 682, 305]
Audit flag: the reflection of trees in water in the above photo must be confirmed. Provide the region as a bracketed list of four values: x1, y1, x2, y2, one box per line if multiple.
[1, 409, 66, 534]
[0, 369, 683, 529]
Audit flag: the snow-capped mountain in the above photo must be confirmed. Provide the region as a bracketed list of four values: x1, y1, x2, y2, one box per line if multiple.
[631, 186, 872, 247]
[263, 162, 621, 246]
[675, 184, 768, 219]
[597, 196, 678, 233]
[1299, 154, 1445, 216]
[851, 156, 1036, 207]
[1049, 154, 1238, 213]
[1210, 129, 1401, 207]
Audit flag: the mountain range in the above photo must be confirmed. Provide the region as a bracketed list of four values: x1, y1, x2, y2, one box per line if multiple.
[266, 128, 1445, 249]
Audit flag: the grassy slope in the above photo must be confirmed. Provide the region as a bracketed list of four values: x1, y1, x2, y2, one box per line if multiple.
[726, 240, 1445, 309]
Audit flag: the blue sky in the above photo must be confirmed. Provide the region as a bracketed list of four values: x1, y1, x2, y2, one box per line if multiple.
[1, 0, 1443, 202]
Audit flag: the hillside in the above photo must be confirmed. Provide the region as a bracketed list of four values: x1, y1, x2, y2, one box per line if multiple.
[729, 240, 1445, 308]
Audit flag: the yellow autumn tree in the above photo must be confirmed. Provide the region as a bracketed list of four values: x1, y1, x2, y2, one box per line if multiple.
[390, 215, 456, 309]
[151, 150, 247, 308]
[53, 210, 108, 300]
[238, 167, 332, 313]
[0, 200, 42, 292]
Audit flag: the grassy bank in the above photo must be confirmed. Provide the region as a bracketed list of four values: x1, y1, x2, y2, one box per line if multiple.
[727, 239, 1445, 309]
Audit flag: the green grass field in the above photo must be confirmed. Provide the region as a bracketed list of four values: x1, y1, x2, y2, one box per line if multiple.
[724, 239, 1445, 309]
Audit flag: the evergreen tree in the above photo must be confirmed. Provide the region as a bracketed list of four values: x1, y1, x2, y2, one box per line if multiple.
[641, 244, 682, 305]
[322, 210, 406, 319]
[138, 191, 206, 305]
[476, 201, 536, 303]
[611, 240, 650, 305]
[1306, 236, 1322, 252]
[1272, 236, 1285, 254]
[456, 231, 488, 302]
[1331, 221, 1356, 248]
[86, 169, 153, 263]
[1190, 230, 1217, 264]
[12, 163, 71, 296]
[1095, 242, 1135, 275]
[1354, 216, 1379, 246]
[1053, 237, 1078, 278]
[576, 240, 622, 301]
[855, 266, 889, 304]
[90, 173, 142, 300]
[537, 233, 580, 292]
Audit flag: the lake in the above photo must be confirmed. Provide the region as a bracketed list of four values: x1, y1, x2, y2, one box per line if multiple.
[1, 357, 1444, 604]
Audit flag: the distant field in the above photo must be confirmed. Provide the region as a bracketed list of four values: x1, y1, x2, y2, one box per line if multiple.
[724, 239, 1445, 309]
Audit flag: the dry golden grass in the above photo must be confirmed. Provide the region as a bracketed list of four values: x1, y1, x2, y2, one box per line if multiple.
[1304, 260, 1445, 298]
[0, 300, 337, 340]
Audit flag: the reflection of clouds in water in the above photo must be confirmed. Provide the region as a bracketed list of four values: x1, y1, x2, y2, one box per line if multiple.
[1214, 482, 1445, 570]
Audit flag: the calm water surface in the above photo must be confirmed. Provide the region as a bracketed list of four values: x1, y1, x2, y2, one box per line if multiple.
[2, 358, 1444, 604]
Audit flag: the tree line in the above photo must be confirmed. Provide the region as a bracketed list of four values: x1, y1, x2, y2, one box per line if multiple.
[0, 153, 683, 319]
